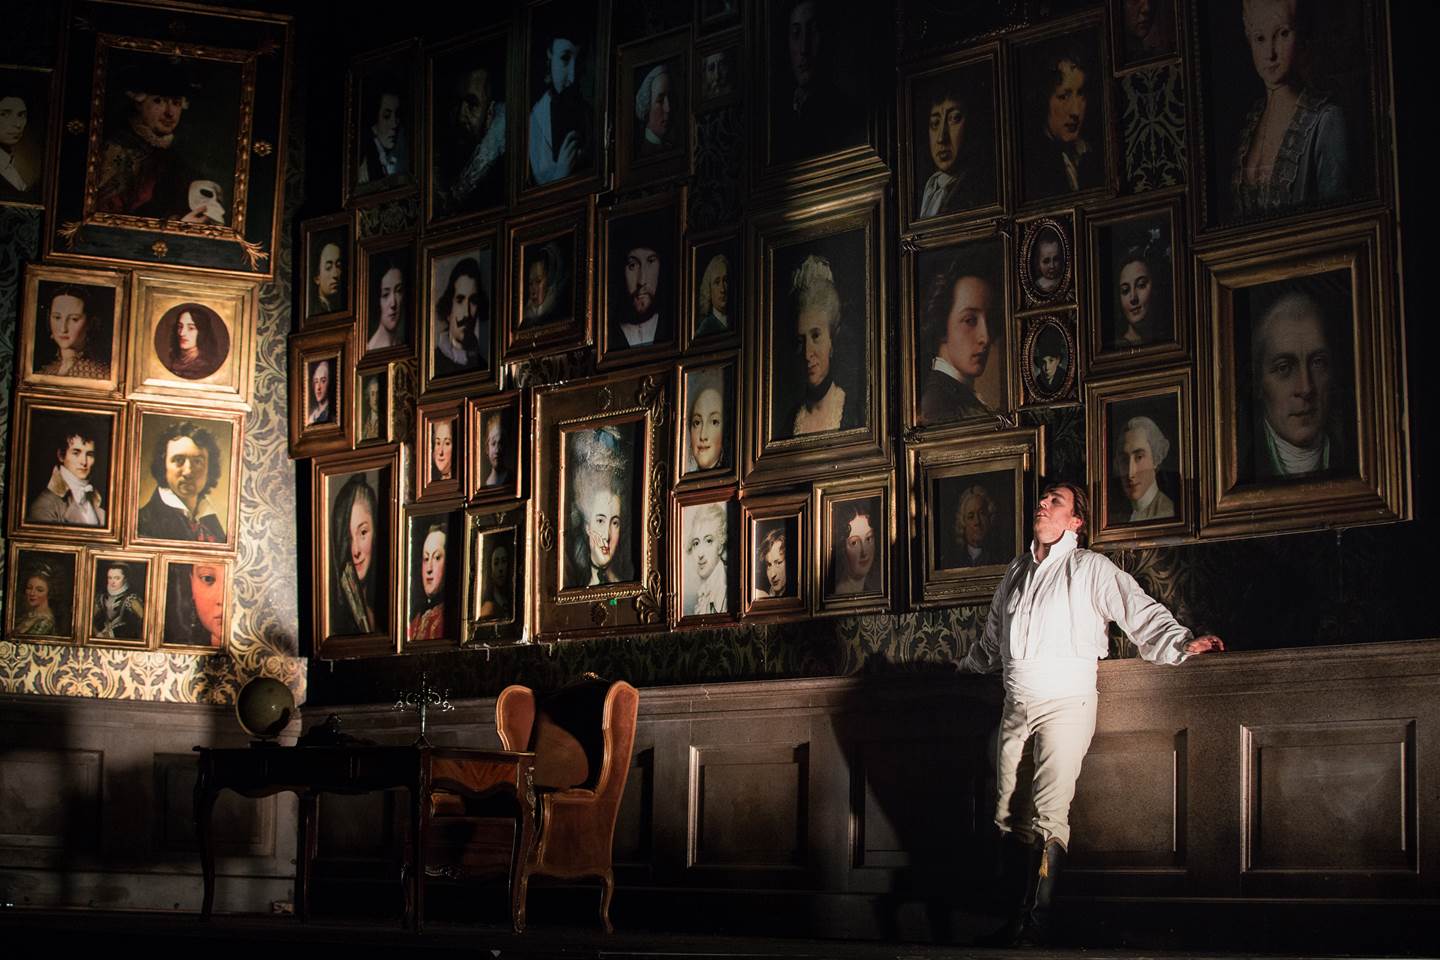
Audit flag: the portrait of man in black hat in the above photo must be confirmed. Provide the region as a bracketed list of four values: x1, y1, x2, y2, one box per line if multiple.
[93, 54, 233, 225]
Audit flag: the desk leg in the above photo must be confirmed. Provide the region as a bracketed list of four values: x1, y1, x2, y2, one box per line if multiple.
[296, 791, 318, 923]
[510, 763, 537, 935]
[409, 785, 427, 933]
[195, 769, 216, 921]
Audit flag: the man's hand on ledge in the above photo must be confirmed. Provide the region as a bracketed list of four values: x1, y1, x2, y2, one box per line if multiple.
[1184, 635, 1225, 656]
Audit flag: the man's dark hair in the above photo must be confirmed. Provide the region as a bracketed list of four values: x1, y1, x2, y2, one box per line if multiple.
[54, 422, 99, 463]
[435, 256, 486, 332]
[148, 421, 222, 497]
[922, 249, 998, 361]
[1036, 325, 1066, 362]
[1041, 480, 1090, 542]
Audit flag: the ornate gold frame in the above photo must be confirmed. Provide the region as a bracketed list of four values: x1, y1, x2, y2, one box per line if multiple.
[464, 502, 531, 647]
[288, 326, 353, 459]
[531, 365, 669, 640]
[313, 446, 403, 660]
[898, 222, 1017, 434]
[739, 486, 810, 621]
[747, 176, 889, 483]
[419, 224, 502, 397]
[813, 470, 894, 618]
[400, 499, 466, 653]
[355, 361, 396, 448]
[8, 393, 127, 546]
[343, 38, 421, 207]
[156, 552, 234, 653]
[356, 231, 418, 365]
[299, 212, 354, 328]
[415, 397, 465, 502]
[1085, 366, 1195, 548]
[467, 389, 525, 504]
[80, 549, 157, 650]
[673, 351, 740, 491]
[424, 24, 513, 231]
[906, 425, 1044, 607]
[503, 197, 594, 362]
[1019, 311, 1080, 407]
[684, 226, 742, 352]
[1017, 212, 1076, 310]
[670, 484, 739, 628]
[19, 263, 128, 397]
[127, 400, 245, 555]
[128, 268, 258, 410]
[1195, 213, 1409, 538]
[615, 27, 692, 190]
[897, 41, 1008, 237]
[596, 188, 686, 370]
[6, 541, 84, 645]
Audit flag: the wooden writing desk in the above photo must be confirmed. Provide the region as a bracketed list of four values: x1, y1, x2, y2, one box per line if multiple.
[193, 745, 536, 933]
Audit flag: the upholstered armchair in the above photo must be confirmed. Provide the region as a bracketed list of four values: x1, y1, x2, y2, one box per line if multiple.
[430, 676, 639, 932]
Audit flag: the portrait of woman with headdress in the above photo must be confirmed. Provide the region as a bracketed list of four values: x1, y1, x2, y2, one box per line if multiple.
[563, 426, 637, 589]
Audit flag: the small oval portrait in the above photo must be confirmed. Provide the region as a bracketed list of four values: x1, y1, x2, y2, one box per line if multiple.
[1021, 220, 1073, 306]
[153, 302, 230, 381]
[1023, 317, 1075, 404]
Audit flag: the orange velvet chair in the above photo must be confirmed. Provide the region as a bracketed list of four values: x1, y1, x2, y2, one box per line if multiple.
[430, 676, 639, 932]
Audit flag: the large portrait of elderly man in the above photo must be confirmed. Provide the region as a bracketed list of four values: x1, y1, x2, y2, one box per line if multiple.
[1232, 270, 1356, 485]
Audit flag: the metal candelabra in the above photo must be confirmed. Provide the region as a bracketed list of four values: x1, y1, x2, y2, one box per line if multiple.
[392, 672, 453, 746]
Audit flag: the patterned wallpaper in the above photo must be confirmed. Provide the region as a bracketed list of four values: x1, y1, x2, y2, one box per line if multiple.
[0, 106, 307, 706]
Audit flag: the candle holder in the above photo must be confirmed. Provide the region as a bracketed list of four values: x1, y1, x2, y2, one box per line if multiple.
[392, 672, 453, 746]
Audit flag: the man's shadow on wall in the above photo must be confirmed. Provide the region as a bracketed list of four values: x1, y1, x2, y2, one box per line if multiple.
[830, 656, 1004, 944]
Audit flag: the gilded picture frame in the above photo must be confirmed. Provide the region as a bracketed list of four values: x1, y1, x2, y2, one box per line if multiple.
[1010, 12, 1116, 210]
[740, 486, 809, 620]
[288, 326, 353, 459]
[1017, 213, 1076, 310]
[416, 397, 465, 503]
[300, 212, 354, 328]
[355, 362, 395, 447]
[7, 542, 84, 645]
[1086, 367, 1195, 547]
[82, 550, 155, 649]
[748, 178, 888, 483]
[813, 471, 893, 618]
[47, 0, 292, 277]
[313, 446, 402, 660]
[674, 351, 740, 491]
[531, 366, 669, 640]
[357, 231, 418, 364]
[420, 225, 501, 396]
[157, 553, 233, 652]
[8, 394, 126, 546]
[504, 197, 593, 362]
[671, 485, 739, 628]
[129, 269, 257, 409]
[517, 0, 611, 205]
[897, 42, 1006, 237]
[694, 31, 742, 112]
[1083, 191, 1188, 375]
[597, 189, 685, 370]
[0, 64, 56, 210]
[401, 500, 465, 652]
[906, 425, 1044, 607]
[468, 389, 525, 504]
[615, 28, 691, 191]
[1019, 312, 1080, 407]
[425, 24, 513, 231]
[685, 227, 741, 352]
[899, 223, 1015, 434]
[1195, 213, 1407, 538]
[19, 263, 127, 397]
[464, 502, 530, 646]
[344, 38, 421, 207]
[127, 402, 244, 555]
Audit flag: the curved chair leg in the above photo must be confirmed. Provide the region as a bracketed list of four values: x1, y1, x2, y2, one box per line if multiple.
[599, 869, 615, 934]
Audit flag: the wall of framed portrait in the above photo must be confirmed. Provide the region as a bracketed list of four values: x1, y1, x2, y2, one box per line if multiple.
[267, 0, 1430, 688]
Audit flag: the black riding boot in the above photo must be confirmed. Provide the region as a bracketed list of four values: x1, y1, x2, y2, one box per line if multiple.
[1016, 837, 1066, 947]
[976, 831, 1043, 947]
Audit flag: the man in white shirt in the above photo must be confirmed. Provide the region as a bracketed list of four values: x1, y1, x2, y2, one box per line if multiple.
[961, 481, 1223, 945]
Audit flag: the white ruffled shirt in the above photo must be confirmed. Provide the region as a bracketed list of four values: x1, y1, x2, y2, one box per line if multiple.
[960, 529, 1193, 699]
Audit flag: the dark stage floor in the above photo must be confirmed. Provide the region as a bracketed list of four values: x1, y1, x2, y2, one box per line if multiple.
[0, 909, 1427, 960]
